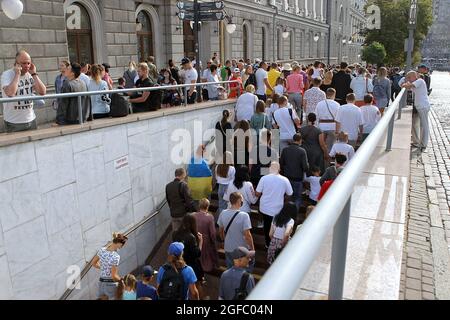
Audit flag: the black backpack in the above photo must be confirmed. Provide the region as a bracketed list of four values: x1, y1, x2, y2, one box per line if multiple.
[109, 93, 129, 117]
[233, 272, 250, 300]
[158, 264, 186, 300]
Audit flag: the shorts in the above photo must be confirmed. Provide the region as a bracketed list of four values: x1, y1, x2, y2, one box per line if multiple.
[97, 280, 118, 300]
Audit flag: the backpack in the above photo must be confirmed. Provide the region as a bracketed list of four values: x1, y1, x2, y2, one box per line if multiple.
[233, 272, 250, 300]
[158, 264, 186, 300]
[391, 74, 402, 92]
[109, 93, 130, 117]
[372, 79, 386, 99]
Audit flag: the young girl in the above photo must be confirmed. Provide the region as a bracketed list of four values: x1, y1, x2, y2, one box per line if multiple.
[118, 274, 137, 300]
[88, 64, 110, 119]
[215, 151, 236, 214]
[267, 202, 297, 264]
[265, 93, 280, 124]
[274, 77, 286, 96]
[329, 132, 355, 165]
[250, 100, 271, 133]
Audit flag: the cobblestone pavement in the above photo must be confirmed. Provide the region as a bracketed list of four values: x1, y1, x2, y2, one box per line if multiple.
[400, 72, 450, 300]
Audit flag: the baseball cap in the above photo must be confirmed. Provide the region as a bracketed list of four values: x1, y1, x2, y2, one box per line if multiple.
[181, 57, 190, 65]
[230, 247, 255, 260]
[168, 242, 184, 256]
[417, 64, 428, 69]
[255, 58, 261, 64]
[233, 67, 241, 73]
[142, 265, 157, 277]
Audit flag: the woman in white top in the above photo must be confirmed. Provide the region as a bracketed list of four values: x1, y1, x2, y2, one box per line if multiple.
[223, 166, 258, 214]
[267, 202, 296, 264]
[215, 151, 236, 215]
[88, 64, 110, 118]
[235, 84, 258, 122]
[350, 67, 373, 107]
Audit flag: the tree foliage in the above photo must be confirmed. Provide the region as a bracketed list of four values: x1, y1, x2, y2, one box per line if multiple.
[362, 0, 433, 66]
[361, 42, 387, 65]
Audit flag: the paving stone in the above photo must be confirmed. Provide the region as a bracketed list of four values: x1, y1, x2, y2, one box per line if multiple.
[406, 258, 421, 269]
[423, 284, 434, 293]
[406, 278, 422, 290]
[423, 277, 434, 285]
[406, 268, 422, 280]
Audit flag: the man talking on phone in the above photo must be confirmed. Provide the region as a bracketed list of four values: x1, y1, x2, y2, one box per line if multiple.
[1, 50, 46, 133]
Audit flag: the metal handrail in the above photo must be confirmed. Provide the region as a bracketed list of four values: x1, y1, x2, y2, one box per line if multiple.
[248, 88, 408, 300]
[60, 136, 216, 300]
[0, 80, 239, 104]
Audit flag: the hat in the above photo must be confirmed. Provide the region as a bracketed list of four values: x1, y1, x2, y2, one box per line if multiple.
[181, 57, 190, 65]
[233, 67, 241, 73]
[417, 64, 428, 69]
[282, 63, 292, 71]
[168, 242, 184, 256]
[142, 265, 157, 277]
[255, 58, 261, 63]
[230, 247, 255, 260]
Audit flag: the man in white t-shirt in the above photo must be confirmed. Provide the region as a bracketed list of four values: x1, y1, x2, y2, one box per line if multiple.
[181, 57, 198, 104]
[254, 61, 273, 102]
[316, 88, 340, 152]
[335, 93, 363, 147]
[255, 162, 293, 247]
[1, 50, 47, 133]
[402, 71, 431, 151]
[235, 85, 258, 122]
[360, 94, 381, 141]
[272, 95, 301, 153]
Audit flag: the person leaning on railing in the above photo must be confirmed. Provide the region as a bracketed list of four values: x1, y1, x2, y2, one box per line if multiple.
[1, 50, 46, 133]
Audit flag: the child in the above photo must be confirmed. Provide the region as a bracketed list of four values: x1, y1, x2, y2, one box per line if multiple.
[296, 205, 315, 233]
[304, 166, 322, 205]
[136, 265, 158, 300]
[360, 94, 381, 142]
[118, 274, 137, 300]
[117, 77, 126, 89]
[267, 202, 297, 264]
[265, 93, 280, 124]
[274, 77, 286, 96]
[329, 132, 355, 165]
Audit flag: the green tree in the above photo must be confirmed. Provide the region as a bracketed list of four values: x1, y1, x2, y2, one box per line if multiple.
[362, 0, 433, 66]
[361, 42, 387, 65]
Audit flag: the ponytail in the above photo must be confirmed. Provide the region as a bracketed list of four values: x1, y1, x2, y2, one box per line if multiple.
[221, 110, 230, 128]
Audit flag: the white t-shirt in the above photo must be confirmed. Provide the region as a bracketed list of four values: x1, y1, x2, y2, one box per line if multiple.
[235, 92, 258, 121]
[1, 69, 36, 124]
[360, 104, 381, 133]
[329, 142, 355, 165]
[215, 166, 236, 185]
[224, 181, 258, 213]
[266, 103, 279, 124]
[184, 68, 198, 88]
[412, 78, 430, 110]
[256, 174, 293, 216]
[272, 107, 299, 140]
[335, 104, 363, 141]
[97, 247, 120, 279]
[316, 99, 340, 131]
[202, 69, 211, 80]
[272, 218, 295, 240]
[255, 68, 268, 95]
[304, 176, 321, 201]
[312, 68, 323, 79]
[274, 84, 285, 95]
[350, 76, 374, 100]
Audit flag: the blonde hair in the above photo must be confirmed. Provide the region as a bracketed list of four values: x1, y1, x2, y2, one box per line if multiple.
[377, 67, 388, 79]
[245, 84, 255, 93]
[199, 198, 210, 211]
[338, 131, 349, 143]
[90, 64, 104, 84]
[138, 62, 149, 72]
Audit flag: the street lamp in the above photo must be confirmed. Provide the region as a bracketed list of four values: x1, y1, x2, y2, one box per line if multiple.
[226, 20, 236, 34]
[314, 33, 320, 42]
[406, 0, 418, 71]
[342, 39, 347, 44]
[1, 0, 23, 20]
[282, 28, 290, 39]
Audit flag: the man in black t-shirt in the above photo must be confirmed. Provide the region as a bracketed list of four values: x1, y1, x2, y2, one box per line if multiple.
[129, 63, 155, 112]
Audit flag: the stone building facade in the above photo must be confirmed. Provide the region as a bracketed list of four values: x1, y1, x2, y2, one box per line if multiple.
[0, 0, 366, 127]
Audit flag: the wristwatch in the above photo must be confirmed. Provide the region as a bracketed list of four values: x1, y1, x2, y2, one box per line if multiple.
[31, 73, 38, 77]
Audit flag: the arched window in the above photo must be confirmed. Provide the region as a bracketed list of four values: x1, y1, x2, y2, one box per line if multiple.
[136, 10, 153, 62]
[243, 24, 248, 60]
[66, 3, 93, 64]
[183, 21, 195, 60]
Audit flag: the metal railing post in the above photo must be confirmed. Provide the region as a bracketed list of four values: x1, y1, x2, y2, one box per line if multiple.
[328, 196, 351, 300]
[385, 113, 395, 152]
[237, 82, 241, 97]
[77, 96, 83, 125]
[184, 87, 188, 106]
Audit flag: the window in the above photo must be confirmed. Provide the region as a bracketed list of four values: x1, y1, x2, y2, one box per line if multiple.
[262, 27, 266, 61]
[243, 24, 248, 60]
[66, 3, 93, 64]
[290, 31, 295, 59]
[183, 21, 195, 60]
[136, 11, 153, 62]
[277, 29, 282, 60]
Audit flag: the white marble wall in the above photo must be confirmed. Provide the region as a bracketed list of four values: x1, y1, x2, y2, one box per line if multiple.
[0, 102, 230, 299]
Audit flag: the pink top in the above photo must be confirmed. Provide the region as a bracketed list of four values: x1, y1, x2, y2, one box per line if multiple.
[286, 73, 304, 94]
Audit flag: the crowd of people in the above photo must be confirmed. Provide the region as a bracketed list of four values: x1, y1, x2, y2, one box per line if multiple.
[2, 49, 432, 300]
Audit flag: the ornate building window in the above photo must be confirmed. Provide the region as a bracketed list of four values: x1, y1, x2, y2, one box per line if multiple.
[136, 10, 153, 62]
[66, 3, 94, 64]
